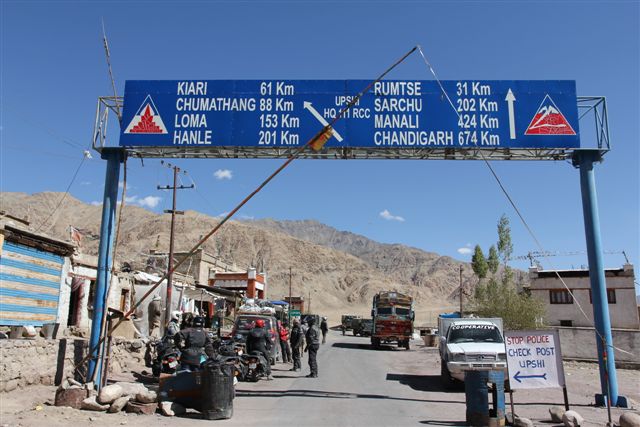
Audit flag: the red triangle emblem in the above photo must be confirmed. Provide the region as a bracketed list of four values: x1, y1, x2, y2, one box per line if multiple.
[524, 95, 576, 135]
[124, 95, 168, 134]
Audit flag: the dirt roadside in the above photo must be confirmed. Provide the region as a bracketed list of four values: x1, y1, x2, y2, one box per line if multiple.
[0, 340, 638, 426]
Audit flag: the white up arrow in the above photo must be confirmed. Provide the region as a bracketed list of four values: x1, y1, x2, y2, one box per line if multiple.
[303, 101, 343, 142]
[506, 89, 516, 140]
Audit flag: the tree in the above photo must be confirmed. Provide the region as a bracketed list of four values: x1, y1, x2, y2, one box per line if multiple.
[473, 277, 546, 330]
[471, 245, 488, 279]
[497, 214, 513, 264]
[487, 245, 499, 275]
[472, 214, 546, 330]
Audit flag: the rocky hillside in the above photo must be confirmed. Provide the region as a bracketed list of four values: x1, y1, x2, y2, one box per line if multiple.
[0, 192, 476, 319]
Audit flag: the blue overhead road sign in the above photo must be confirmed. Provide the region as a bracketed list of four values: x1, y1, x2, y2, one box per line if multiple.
[119, 80, 580, 150]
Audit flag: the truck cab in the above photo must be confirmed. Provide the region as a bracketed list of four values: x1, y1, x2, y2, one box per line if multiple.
[438, 318, 507, 387]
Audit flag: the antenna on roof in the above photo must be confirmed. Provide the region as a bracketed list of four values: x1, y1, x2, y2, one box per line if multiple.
[101, 18, 121, 122]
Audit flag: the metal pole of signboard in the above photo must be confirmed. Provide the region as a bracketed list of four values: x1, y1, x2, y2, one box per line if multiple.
[509, 389, 515, 419]
[572, 149, 624, 407]
[562, 386, 570, 411]
[87, 148, 123, 388]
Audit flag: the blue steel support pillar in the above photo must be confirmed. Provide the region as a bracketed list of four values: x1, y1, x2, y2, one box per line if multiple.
[87, 148, 124, 387]
[572, 149, 626, 407]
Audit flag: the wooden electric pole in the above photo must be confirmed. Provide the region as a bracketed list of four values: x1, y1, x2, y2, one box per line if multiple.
[459, 265, 464, 317]
[157, 162, 194, 326]
[288, 267, 292, 326]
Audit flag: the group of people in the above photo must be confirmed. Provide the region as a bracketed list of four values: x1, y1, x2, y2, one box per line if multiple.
[158, 310, 330, 379]
[246, 315, 329, 379]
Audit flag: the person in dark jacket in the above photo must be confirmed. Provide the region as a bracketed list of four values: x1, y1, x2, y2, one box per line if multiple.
[289, 319, 304, 371]
[174, 316, 214, 371]
[320, 317, 329, 344]
[246, 319, 272, 379]
[304, 317, 320, 378]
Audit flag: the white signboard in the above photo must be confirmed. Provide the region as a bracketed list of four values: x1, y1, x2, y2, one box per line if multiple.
[504, 330, 565, 390]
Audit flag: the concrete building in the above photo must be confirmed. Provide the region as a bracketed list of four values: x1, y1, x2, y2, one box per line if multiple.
[528, 264, 639, 329]
[209, 267, 267, 299]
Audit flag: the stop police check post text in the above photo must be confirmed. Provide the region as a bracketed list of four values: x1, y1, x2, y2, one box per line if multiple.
[506, 335, 555, 369]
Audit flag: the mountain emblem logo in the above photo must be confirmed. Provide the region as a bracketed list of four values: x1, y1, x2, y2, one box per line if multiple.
[524, 95, 576, 135]
[124, 95, 168, 134]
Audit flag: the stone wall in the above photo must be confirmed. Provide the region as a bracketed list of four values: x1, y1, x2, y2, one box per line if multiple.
[556, 326, 640, 367]
[0, 337, 149, 393]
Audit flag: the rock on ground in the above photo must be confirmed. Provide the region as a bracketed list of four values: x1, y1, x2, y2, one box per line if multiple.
[81, 396, 109, 412]
[113, 382, 148, 396]
[514, 416, 534, 427]
[135, 390, 157, 404]
[159, 401, 186, 417]
[563, 410, 584, 427]
[108, 396, 130, 413]
[125, 401, 157, 415]
[97, 384, 123, 404]
[550, 406, 566, 423]
[620, 412, 640, 427]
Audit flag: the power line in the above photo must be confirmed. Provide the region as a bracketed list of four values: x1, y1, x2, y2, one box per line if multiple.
[33, 153, 89, 234]
[416, 45, 636, 358]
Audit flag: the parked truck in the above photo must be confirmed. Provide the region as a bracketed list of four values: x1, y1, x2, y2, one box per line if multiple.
[438, 316, 507, 388]
[370, 291, 414, 350]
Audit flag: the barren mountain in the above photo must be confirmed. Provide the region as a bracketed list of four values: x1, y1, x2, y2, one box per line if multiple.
[1, 192, 475, 321]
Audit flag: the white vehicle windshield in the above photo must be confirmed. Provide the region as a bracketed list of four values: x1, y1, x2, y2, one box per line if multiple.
[448, 324, 503, 343]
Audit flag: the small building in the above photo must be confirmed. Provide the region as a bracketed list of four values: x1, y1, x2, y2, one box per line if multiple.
[0, 221, 74, 327]
[209, 267, 267, 299]
[284, 296, 305, 313]
[528, 264, 639, 329]
[67, 253, 133, 330]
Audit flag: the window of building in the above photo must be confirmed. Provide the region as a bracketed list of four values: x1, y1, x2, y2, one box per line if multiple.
[589, 289, 616, 304]
[549, 289, 573, 304]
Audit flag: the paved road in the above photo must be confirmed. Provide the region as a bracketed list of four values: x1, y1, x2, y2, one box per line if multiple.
[3, 330, 637, 426]
[228, 330, 466, 426]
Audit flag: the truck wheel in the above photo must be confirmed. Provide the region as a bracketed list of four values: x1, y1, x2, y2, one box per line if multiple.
[371, 337, 380, 349]
[440, 362, 454, 390]
[404, 340, 410, 350]
[353, 330, 357, 336]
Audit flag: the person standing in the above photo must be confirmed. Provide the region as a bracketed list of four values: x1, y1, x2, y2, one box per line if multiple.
[320, 317, 329, 344]
[278, 321, 292, 363]
[304, 317, 320, 378]
[148, 295, 163, 338]
[289, 319, 304, 372]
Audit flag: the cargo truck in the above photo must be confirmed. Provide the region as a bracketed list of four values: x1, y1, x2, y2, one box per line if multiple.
[370, 291, 414, 350]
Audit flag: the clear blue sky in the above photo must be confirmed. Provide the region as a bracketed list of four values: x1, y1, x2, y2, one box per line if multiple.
[1, 1, 638, 294]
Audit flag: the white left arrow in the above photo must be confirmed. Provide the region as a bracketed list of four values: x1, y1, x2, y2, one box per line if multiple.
[506, 89, 516, 140]
[303, 101, 344, 142]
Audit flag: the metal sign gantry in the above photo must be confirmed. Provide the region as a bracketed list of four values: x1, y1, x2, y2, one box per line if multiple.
[87, 82, 625, 407]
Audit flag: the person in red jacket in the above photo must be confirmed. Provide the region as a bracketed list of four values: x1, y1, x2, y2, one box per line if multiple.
[278, 321, 292, 364]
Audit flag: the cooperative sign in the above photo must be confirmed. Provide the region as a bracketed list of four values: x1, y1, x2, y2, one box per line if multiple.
[504, 330, 565, 389]
[119, 80, 580, 150]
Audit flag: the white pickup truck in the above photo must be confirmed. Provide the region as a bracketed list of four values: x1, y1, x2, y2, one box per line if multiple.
[438, 317, 507, 387]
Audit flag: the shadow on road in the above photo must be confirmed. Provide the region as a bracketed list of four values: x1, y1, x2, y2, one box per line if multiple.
[386, 373, 463, 393]
[235, 388, 465, 405]
[419, 421, 466, 426]
[331, 342, 403, 351]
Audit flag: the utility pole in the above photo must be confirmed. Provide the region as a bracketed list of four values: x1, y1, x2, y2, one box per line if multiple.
[459, 265, 464, 317]
[288, 267, 292, 326]
[157, 162, 194, 327]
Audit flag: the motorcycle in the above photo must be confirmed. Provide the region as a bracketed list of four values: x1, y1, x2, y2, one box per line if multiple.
[240, 351, 268, 382]
[151, 339, 181, 377]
